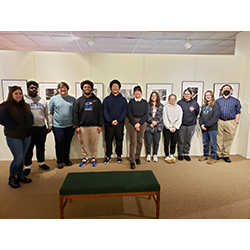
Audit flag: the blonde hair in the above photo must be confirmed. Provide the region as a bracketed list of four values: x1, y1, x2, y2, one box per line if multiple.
[203, 90, 216, 106]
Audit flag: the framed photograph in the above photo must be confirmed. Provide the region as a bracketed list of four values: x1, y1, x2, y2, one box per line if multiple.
[1, 79, 27, 101]
[213, 83, 240, 99]
[75, 82, 103, 101]
[182, 81, 204, 107]
[39, 82, 59, 102]
[146, 83, 173, 105]
[120, 83, 138, 102]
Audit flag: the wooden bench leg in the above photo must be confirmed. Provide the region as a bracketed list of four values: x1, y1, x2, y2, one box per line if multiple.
[156, 192, 160, 219]
[59, 196, 64, 219]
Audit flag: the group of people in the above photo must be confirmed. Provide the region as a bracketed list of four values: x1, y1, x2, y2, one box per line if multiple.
[0, 79, 242, 188]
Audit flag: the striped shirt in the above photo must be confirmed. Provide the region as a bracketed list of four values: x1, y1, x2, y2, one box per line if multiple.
[216, 95, 241, 120]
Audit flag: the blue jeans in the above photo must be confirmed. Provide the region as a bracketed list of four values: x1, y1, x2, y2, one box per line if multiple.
[6, 136, 31, 178]
[202, 130, 218, 160]
[52, 126, 75, 163]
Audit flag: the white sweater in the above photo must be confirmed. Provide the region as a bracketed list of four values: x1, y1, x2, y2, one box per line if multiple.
[163, 103, 183, 130]
[24, 94, 52, 129]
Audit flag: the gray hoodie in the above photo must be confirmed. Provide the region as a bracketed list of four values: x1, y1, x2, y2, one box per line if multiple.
[24, 94, 52, 129]
[163, 102, 183, 130]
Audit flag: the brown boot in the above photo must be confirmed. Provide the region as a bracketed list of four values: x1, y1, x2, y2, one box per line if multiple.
[198, 156, 208, 161]
[207, 158, 217, 165]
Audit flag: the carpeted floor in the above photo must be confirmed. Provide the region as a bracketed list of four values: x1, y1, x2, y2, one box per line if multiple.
[0, 155, 249, 219]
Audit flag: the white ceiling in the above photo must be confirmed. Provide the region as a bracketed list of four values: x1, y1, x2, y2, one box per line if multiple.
[0, 31, 242, 55]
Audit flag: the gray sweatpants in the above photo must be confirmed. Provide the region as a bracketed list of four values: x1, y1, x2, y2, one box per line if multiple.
[177, 124, 196, 155]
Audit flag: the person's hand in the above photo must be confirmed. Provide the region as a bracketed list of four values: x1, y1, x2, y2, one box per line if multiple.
[76, 127, 82, 134]
[152, 121, 158, 126]
[47, 129, 52, 133]
[134, 123, 140, 131]
[201, 124, 207, 131]
[111, 120, 118, 125]
[150, 124, 154, 128]
[170, 128, 176, 133]
[97, 127, 102, 134]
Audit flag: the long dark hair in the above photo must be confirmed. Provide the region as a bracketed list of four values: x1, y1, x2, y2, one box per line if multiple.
[3, 86, 30, 113]
[149, 91, 161, 107]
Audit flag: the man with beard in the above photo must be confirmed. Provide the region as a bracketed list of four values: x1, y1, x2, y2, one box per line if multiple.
[216, 84, 242, 163]
[23, 80, 52, 175]
[74, 80, 103, 167]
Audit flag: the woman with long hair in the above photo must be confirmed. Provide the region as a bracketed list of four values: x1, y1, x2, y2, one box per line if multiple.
[163, 94, 183, 163]
[177, 88, 199, 161]
[145, 91, 163, 162]
[199, 90, 220, 164]
[0, 86, 33, 188]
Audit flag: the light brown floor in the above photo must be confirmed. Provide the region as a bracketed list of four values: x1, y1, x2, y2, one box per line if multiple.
[0, 155, 249, 219]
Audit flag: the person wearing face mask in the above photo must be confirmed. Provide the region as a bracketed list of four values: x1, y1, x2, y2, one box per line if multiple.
[199, 90, 220, 164]
[23, 80, 52, 175]
[145, 91, 163, 163]
[74, 80, 103, 167]
[216, 84, 242, 163]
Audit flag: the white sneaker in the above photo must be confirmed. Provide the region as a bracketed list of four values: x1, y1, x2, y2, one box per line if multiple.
[153, 155, 158, 162]
[146, 154, 151, 162]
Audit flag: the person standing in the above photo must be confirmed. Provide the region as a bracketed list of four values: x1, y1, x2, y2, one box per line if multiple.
[145, 92, 163, 162]
[74, 80, 103, 167]
[49, 82, 75, 169]
[127, 86, 148, 169]
[177, 88, 199, 161]
[199, 90, 221, 164]
[0, 86, 33, 188]
[216, 84, 242, 163]
[23, 80, 52, 175]
[163, 94, 183, 164]
[103, 79, 127, 164]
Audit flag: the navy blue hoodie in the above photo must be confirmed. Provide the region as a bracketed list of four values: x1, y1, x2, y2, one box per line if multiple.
[103, 92, 127, 126]
[177, 98, 199, 126]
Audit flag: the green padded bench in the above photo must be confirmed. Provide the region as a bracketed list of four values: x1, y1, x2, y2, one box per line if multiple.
[59, 170, 161, 219]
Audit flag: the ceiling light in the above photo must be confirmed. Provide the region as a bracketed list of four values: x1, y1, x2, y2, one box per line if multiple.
[184, 39, 192, 50]
[87, 38, 95, 47]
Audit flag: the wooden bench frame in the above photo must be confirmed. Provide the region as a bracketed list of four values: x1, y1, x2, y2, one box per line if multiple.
[60, 191, 160, 219]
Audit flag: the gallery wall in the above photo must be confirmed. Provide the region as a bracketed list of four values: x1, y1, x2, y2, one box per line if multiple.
[0, 50, 249, 161]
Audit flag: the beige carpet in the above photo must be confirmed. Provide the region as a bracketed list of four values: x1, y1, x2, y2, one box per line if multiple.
[0, 155, 249, 219]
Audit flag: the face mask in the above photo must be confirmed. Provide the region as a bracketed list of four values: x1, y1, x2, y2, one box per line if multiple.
[223, 90, 230, 96]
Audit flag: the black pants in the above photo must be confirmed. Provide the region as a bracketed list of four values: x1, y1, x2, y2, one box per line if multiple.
[25, 125, 48, 166]
[52, 126, 75, 163]
[105, 125, 124, 157]
[163, 127, 178, 156]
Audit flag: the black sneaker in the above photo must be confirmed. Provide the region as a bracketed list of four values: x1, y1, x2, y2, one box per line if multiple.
[8, 176, 20, 188]
[104, 157, 111, 164]
[178, 155, 184, 161]
[117, 156, 122, 164]
[184, 155, 191, 161]
[39, 164, 50, 170]
[23, 168, 31, 176]
[57, 163, 64, 169]
[64, 160, 72, 166]
[16, 177, 32, 183]
[135, 158, 141, 165]
[130, 162, 135, 169]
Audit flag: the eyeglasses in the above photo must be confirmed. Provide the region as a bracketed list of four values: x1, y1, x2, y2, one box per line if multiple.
[60, 87, 67, 90]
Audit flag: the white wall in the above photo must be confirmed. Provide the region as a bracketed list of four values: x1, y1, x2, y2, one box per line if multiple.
[0, 50, 248, 161]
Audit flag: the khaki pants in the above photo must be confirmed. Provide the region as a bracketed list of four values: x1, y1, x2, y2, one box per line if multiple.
[217, 119, 237, 158]
[128, 118, 146, 162]
[78, 126, 100, 159]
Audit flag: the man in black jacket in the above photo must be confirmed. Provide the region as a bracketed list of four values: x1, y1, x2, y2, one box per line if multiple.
[74, 80, 103, 167]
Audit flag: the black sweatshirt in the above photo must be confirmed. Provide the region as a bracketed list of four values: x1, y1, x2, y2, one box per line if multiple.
[74, 94, 103, 127]
[127, 98, 148, 126]
[0, 100, 33, 139]
[199, 102, 221, 131]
